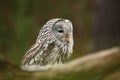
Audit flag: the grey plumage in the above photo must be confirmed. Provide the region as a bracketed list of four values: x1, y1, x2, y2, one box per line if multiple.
[21, 18, 74, 66]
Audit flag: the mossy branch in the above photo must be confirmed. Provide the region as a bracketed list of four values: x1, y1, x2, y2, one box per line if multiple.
[0, 47, 120, 80]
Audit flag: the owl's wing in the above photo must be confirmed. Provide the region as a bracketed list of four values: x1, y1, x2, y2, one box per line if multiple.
[21, 39, 62, 66]
[21, 41, 43, 65]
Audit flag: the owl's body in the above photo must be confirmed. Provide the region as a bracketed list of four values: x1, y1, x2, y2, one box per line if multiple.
[21, 18, 73, 66]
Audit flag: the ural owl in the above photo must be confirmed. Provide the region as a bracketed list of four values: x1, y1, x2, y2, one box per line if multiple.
[21, 18, 74, 67]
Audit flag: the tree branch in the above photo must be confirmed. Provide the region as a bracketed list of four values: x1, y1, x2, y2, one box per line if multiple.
[0, 47, 120, 80]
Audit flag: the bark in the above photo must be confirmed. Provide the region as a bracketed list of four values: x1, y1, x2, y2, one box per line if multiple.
[0, 47, 120, 80]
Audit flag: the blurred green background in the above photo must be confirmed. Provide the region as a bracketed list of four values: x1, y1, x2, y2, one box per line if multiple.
[0, 0, 120, 65]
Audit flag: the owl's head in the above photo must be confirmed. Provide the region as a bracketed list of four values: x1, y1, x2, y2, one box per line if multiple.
[37, 18, 74, 55]
[52, 19, 73, 44]
[51, 19, 74, 56]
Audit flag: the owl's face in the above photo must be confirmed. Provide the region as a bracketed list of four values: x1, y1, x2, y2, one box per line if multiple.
[52, 20, 73, 44]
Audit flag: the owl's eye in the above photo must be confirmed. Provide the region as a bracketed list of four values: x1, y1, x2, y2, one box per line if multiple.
[58, 30, 64, 33]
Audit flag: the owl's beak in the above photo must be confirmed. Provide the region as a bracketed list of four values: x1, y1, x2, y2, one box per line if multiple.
[65, 34, 70, 43]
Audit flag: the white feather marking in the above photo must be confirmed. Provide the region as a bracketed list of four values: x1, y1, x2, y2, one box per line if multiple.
[65, 19, 69, 22]
[30, 59, 34, 65]
[38, 50, 43, 55]
[35, 56, 38, 61]
[36, 53, 40, 58]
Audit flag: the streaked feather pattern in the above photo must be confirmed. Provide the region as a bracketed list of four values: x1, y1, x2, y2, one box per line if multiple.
[21, 18, 73, 66]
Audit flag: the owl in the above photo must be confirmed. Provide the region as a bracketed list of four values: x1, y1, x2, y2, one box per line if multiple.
[21, 18, 74, 66]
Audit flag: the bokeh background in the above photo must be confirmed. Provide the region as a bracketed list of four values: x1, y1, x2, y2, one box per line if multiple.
[0, 0, 120, 65]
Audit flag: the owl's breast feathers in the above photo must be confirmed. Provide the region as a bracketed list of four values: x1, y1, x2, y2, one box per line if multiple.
[21, 39, 71, 66]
